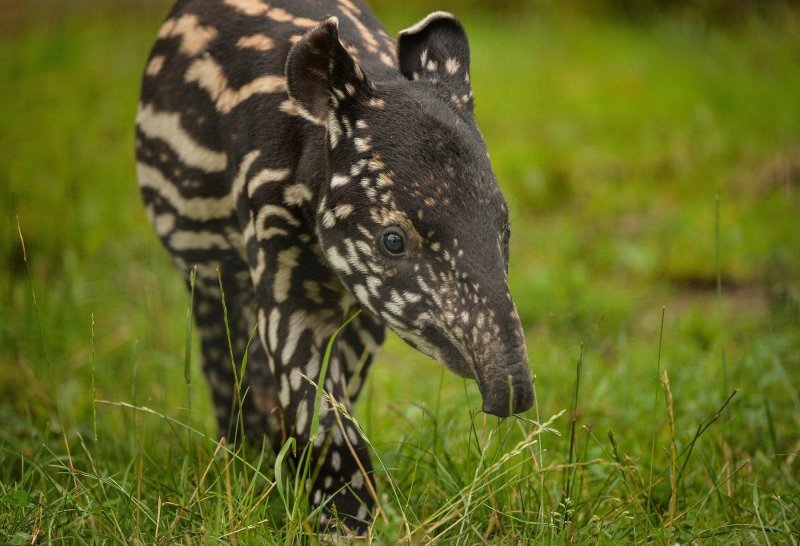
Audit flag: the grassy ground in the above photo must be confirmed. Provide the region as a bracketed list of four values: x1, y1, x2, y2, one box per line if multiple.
[1, 1, 799, 543]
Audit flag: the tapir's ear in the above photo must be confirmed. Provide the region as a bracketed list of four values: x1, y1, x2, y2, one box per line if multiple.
[286, 17, 368, 123]
[398, 12, 472, 106]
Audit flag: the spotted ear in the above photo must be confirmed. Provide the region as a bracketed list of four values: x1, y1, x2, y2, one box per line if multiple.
[398, 12, 472, 107]
[286, 17, 369, 123]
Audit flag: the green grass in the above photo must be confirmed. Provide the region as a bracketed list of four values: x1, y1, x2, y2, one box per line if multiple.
[1, 2, 799, 543]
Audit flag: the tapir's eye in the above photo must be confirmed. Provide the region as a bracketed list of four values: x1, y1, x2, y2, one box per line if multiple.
[381, 227, 406, 256]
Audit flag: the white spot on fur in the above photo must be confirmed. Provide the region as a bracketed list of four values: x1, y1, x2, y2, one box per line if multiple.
[366, 276, 381, 297]
[151, 211, 175, 235]
[236, 34, 274, 51]
[306, 349, 320, 379]
[283, 183, 312, 206]
[355, 240, 372, 256]
[403, 291, 422, 303]
[327, 110, 342, 148]
[279, 374, 290, 407]
[334, 204, 354, 220]
[268, 307, 280, 354]
[367, 157, 384, 171]
[331, 174, 350, 188]
[145, 55, 165, 76]
[290, 367, 302, 391]
[273, 247, 300, 303]
[353, 137, 372, 153]
[223, 0, 269, 16]
[351, 470, 364, 490]
[347, 426, 360, 445]
[385, 302, 403, 316]
[224, 0, 316, 27]
[353, 285, 372, 311]
[296, 399, 308, 434]
[326, 246, 352, 274]
[322, 210, 336, 229]
[445, 57, 460, 75]
[350, 159, 368, 176]
[376, 172, 393, 187]
[280, 309, 333, 365]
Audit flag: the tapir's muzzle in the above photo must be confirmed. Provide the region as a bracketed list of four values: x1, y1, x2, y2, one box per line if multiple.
[478, 361, 535, 417]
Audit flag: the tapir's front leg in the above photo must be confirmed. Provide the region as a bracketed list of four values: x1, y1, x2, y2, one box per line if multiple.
[244, 188, 378, 530]
[257, 296, 377, 531]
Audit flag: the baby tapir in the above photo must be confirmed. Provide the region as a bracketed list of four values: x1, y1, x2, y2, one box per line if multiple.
[136, 0, 533, 532]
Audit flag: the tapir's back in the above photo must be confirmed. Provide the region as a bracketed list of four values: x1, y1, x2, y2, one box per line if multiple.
[136, 0, 399, 265]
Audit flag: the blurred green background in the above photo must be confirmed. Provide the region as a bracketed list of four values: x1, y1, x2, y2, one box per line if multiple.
[1, 0, 799, 542]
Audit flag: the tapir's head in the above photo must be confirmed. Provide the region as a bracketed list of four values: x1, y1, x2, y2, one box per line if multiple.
[286, 14, 533, 417]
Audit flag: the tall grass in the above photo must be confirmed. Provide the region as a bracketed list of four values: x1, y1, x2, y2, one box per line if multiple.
[1, 2, 799, 543]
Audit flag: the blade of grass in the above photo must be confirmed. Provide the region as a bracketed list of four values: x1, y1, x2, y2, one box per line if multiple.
[563, 342, 584, 504]
[675, 389, 738, 487]
[91, 313, 97, 442]
[185, 266, 196, 416]
[661, 370, 678, 535]
[647, 306, 666, 524]
[16, 215, 63, 424]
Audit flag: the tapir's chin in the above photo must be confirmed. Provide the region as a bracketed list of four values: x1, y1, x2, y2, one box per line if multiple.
[420, 350, 472, 378]
[400, 328, 474, 377]
[477, 361, 535, 417]
[396, 328, 533, 413]
[439, 356, 473, 379]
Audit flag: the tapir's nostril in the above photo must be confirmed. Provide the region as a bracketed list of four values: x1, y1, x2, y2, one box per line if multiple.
[480, 364, 534, 417]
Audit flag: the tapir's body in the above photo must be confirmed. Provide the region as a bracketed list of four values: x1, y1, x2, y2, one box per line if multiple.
[137, 0, 533, 532]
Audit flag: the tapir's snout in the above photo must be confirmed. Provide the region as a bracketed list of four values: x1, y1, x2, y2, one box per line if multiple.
[478, 360, 535, 417]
